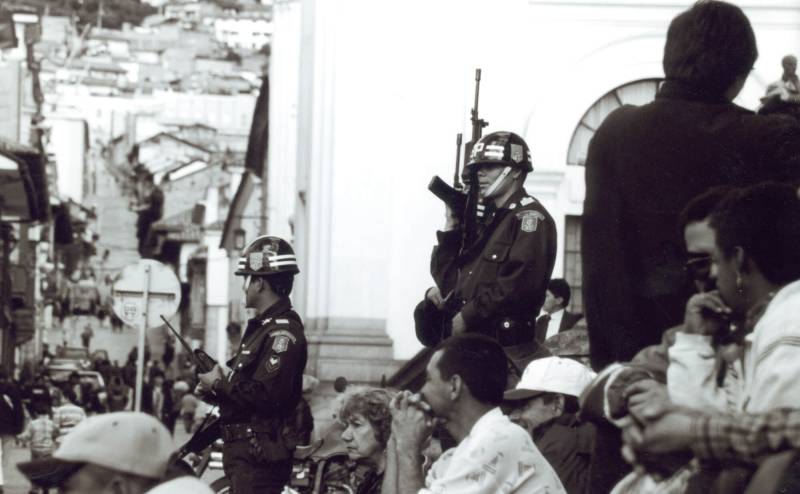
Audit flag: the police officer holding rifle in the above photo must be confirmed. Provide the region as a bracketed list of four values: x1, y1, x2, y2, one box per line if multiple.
[417, 70, 557, 369]
[195, 235, 307, 493]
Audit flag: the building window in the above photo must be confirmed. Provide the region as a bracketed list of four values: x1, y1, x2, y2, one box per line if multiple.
[563, 215, 583, 314]
[566, 78, 663, 166]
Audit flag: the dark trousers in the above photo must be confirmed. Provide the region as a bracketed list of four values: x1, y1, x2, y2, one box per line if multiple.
[222, 440, 292, 494]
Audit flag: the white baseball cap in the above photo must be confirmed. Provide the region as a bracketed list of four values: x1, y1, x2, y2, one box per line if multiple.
[19, 412, 175, 487]
[504, 356, 596, 401]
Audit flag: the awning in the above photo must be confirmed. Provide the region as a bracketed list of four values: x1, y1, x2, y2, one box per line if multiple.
[0, 138, 49, 222]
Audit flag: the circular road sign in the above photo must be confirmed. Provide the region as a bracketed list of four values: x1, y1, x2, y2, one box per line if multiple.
[111, 259, 181, 329]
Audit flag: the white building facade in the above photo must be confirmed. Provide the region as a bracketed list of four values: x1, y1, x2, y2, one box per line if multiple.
[212, 15, 273, 51]
[267, 0, 800, 378]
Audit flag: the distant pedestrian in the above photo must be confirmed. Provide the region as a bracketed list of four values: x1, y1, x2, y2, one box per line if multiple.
[178, 391, 198, 434]
[52, 390, 86, 446]
[19, 408, 59, 494]
[107, 377, 131, 412]
[80, 325, 93, 351]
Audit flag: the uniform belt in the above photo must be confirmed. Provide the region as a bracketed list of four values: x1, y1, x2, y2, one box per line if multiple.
[221, 423, 256, 442]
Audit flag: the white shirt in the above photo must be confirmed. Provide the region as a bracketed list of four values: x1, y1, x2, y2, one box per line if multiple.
[668, 279, 800, 413]
[422, 408, 565, 494]
[539, 309, 564, 341]
[742, 279, 800, 412]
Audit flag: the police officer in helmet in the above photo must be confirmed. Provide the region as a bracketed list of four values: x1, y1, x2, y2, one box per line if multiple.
[197, 235, 307, 493]
[424, 131, 557, 368]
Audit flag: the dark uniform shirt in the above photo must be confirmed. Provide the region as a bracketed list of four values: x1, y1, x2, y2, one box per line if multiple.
[431, 187, 557, 342]
[214, 297, 307, 426]
[534, 414, 595, 494]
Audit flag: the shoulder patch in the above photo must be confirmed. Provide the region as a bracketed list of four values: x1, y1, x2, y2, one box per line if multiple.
[269, 329, 297, 343]
[516, 210, 545, 233]
[519, 196, 536, 206]
[275, 318, 290, 324]
[272, 335, 290, 353]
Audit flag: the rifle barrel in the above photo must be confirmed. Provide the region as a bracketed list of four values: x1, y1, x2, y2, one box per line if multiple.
[454, 133, 463, 186]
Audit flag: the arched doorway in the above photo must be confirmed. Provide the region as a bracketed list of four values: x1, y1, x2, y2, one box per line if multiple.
[566, 78, 663, 166]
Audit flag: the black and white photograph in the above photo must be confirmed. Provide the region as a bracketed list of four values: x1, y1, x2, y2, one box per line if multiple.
[0, 0, 799, 492]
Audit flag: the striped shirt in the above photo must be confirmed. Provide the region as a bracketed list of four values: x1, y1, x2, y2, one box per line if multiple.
[53, 404, 86, 444]
[23, 417, 59, 455]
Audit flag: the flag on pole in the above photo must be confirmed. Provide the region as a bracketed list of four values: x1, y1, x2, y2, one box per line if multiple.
[244, 76, 269, 178]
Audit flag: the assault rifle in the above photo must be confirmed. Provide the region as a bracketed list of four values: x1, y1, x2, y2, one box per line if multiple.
[427, 69, 488, 252]
[160, 315, 222, 457]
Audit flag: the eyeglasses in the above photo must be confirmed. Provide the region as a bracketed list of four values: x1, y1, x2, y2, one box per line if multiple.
[684, 254, 712, 282]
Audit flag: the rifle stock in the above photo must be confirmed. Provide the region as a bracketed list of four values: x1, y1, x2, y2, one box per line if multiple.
[178, 415, 222, 457]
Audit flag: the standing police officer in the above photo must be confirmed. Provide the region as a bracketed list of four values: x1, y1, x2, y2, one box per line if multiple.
[198, 235, 307, 493]
[420, 131, 557, 366]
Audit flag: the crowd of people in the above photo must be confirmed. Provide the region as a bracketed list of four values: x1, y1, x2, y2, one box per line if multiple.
[345, 1, 800, 493]
[3, 1, 800, 493]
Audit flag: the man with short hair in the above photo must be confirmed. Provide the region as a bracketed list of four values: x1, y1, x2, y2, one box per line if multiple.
[534, 279, 583, 344]
[384, 334, 565, 493]
[17, 411, 212, 493]
[504, 356, 596, 494]
[583, 0, 800, 373]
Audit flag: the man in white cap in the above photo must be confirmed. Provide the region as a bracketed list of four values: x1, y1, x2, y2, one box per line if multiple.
[503, 356, 596, 494]
[17, 411, 212, 493]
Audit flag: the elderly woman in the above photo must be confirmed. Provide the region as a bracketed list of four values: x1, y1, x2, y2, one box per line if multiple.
[336, 387, 394, 494]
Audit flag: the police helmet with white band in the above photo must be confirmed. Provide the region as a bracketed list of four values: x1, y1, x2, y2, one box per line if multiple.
[465, 131, 533, 173]
[235, 236, 299, 296]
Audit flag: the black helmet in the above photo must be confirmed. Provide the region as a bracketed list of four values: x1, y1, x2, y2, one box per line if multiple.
[465, 131, 533, 172]
[235, 235, 299, 276]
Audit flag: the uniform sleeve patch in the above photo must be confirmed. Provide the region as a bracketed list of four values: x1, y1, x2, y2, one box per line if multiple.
[266, 355, 281, 373]
[269, 329, 297, 344]
[272, 335, 290, 353]
[517, 210, 545, 233]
